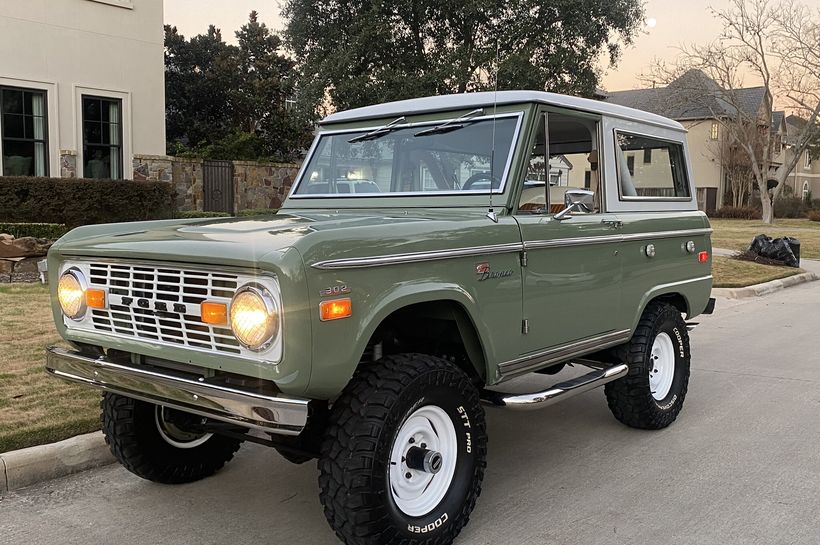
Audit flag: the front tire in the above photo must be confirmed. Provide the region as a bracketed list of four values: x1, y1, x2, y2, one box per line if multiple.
[605, 302, 691, 429]
[319, 353, 487, 545]
[101, 393, 243, 484]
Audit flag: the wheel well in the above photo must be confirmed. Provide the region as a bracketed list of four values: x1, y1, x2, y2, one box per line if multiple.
[650, 293, 689, 317]
[361, 301, 486, 384]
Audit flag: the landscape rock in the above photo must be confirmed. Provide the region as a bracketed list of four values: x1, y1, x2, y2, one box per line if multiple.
[0, 236, 53, 259]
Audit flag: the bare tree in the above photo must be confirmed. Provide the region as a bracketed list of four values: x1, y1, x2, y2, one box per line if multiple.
[646, 0, 820, 223]
[712, 133, 756, 207]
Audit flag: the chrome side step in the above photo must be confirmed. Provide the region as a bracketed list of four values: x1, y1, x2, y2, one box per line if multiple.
[481, 363, 629, 411]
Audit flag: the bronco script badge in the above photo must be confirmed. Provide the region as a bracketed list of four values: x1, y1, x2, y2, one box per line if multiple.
[475, 262, 514, 281]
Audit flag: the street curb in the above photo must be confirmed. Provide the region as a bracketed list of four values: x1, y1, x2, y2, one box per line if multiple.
[0, 431, 114, 493]
[712, 271, 819, 299]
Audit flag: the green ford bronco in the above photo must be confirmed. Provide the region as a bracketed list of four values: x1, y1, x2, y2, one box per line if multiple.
[47, 91, 714, 545]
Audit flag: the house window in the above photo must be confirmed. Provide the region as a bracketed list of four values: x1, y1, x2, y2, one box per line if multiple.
[82, 96, 122, 179]
[626, 154, 635, 176]
[807, 150, 813, 169]
[643, 148, 652, 164]
[1, 87, 48, 176]
[710, 122, 719, 140]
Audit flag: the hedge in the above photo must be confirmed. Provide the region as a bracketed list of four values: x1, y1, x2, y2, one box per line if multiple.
[0, 177, 176, 228]
[238, 208, 278, 216]
[0, 222, 69, 239]
[176, 211, 232, 219]
[175, 209, 279, 219]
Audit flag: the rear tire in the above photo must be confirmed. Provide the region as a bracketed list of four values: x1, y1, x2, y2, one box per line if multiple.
[605, 302, 691, 430]
[101, 393, 242, 484]
[319, 353, 487, 545]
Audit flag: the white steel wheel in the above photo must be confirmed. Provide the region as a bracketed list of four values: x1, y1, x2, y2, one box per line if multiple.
[388, 404, 458, 517]
[649, 332, 676, 401]
[154, 406, 213, 449]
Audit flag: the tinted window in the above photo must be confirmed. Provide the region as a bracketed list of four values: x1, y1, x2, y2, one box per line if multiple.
[615, 132, 690, 199]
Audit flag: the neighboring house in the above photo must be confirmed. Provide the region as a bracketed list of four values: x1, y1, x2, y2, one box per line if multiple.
[0, 0, 165, 180]
[781, 115, 820, 199]
[602, 70, 774, 213]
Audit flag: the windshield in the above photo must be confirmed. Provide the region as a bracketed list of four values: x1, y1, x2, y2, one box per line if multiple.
[292, 114, 521, 197]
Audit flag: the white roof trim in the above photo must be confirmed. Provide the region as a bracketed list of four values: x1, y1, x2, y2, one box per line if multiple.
[321, 91, 685, 132]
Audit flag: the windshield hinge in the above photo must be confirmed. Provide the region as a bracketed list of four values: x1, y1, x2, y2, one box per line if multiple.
[520, 250, 528, 267]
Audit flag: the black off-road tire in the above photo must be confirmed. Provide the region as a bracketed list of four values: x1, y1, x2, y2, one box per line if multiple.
[101, 393, 242, 484]
[319, 353, 487, 545]
[605, 302, 691, 430]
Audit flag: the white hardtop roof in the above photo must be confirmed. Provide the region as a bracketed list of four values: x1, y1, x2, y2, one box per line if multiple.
[321, 90, 685, 131]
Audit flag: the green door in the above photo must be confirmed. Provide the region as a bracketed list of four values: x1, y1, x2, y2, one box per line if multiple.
[515, 214, 623, 357]
[504, 108, 625, 376]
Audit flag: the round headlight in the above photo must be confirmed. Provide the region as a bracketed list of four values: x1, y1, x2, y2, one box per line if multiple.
[58, 269, 88, 320]
[229, 285, 278, 350]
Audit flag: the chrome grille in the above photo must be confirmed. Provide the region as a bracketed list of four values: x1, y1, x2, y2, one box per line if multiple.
[86, 262, 242, 355]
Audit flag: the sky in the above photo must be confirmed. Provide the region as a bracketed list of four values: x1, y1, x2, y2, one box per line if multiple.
[163, 0, 741, 92]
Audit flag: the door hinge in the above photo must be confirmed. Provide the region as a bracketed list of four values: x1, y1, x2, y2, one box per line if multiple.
[522, 319, 530, 334]
[520, 250, 528, 267]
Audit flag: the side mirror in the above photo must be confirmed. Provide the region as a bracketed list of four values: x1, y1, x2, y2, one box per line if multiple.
[555, 189, 595, 220]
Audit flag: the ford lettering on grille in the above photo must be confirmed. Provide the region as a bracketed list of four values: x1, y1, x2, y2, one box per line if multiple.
[86, 262, 242, 355]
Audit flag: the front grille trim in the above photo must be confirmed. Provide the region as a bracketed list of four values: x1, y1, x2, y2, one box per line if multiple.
[60, 260, 282, 364]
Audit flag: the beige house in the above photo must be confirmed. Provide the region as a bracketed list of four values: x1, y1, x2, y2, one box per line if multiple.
[602, 70, 775, 213]
[0, 0, 165, 180]
[781, 115, 820, 199]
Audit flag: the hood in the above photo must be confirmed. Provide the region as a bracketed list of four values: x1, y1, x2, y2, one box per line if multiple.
[50, 210, 502, 268]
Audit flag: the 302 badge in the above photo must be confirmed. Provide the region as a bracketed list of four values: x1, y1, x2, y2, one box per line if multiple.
[319, 284, 351, 297]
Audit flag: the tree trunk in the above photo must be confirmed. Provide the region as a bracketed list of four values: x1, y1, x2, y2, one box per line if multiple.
[761, 194, 774, 224]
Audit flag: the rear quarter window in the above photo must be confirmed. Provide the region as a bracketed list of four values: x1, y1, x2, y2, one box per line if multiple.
[615, 131, 691, 200]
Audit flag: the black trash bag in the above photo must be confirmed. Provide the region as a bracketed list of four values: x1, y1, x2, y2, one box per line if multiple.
[748, 234, 799, 268]
[783, 236, 801, 265]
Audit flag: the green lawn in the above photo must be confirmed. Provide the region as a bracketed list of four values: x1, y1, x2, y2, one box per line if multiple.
[711, 256, 803, 288]
[710, 218, 820, 259]
[0, 283, 100, 453]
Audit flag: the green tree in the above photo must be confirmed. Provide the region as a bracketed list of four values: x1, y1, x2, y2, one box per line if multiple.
[164, 13, 312, 161]
[164, 24, 237, 149]
[283, 0, 644, 113]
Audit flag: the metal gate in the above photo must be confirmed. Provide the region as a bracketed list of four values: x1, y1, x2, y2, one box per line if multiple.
[203, 160, 234, 214]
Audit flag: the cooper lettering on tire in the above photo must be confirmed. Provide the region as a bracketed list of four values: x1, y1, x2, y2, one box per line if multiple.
[605, 302, 691, 430]
[319, 353, 487, 545]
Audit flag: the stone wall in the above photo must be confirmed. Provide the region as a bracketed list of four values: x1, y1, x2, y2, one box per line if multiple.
[233, 161, 300, 211]
[132, 154, 300, 212]
[59, 151, 77, 178]
[133, 154, 173, 183]
[169, 158, 204, 212]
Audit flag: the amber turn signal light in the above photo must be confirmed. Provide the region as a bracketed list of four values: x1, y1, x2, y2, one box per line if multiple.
[85, 288, 106, 309]
[201, 301, 228, 325]
[698, 251, 710, 263]
[320, 298, 352, 321]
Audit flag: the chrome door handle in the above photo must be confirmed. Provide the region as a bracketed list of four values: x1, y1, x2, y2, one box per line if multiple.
[601, 219, 623, 229]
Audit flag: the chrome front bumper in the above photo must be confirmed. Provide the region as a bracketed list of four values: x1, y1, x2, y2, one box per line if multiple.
[45, 347, 309, 435]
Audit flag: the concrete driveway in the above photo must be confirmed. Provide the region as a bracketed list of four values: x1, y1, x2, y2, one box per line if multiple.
[2, 282, 820, 545]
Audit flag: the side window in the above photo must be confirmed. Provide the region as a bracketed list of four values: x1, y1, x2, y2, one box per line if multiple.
[518, 114, 547, 213]
[615, 132, 690, 199]
[518, 112, 601, 214]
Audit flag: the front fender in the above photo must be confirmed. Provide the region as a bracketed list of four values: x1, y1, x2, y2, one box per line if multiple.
[305, 281, 493, 399]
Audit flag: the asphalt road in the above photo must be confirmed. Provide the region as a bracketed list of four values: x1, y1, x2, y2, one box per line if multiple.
[3, 283, 820, 545]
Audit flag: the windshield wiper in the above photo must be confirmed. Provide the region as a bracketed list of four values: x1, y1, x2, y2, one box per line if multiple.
[348, 116, 407, 143]
[413, 108, 484, 137]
